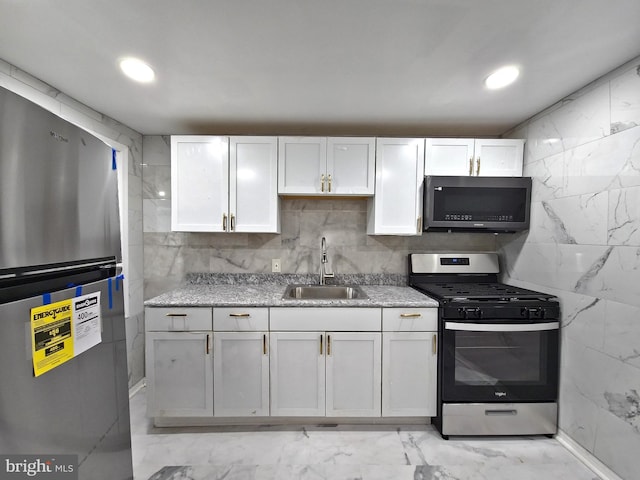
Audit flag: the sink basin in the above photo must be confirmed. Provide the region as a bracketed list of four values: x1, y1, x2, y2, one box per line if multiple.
[282, 284, 368, 300]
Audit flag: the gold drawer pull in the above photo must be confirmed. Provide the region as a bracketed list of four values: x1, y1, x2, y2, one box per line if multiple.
[400, 313, 422, 318]
[229, 313, 251, 317]
[165, 313, 187, 317]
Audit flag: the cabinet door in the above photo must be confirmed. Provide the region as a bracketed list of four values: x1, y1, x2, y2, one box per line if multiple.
[278, 137, 327, 194]
[229, 136, 279, 233]
[326, 137, 375, 195]
[368, 138, 424, 235]
[382, 332, 437, 417]
[425, 138, 475, 176]
[326, 332, 381, 417]
[145, 331, 213, 417]
[213, 332, 269, 416]
[269, 332, 325, 416]
[473, 139, 524, 176]
[171, 136, 229, 231]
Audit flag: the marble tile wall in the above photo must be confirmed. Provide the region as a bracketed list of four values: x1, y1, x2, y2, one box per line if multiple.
[0, 59, 146, 389]
[500, 57, 640, 480]
[142, 135, 497, 300]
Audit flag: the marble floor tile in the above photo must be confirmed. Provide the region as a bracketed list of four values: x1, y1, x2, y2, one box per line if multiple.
[129, 389, 601, 480]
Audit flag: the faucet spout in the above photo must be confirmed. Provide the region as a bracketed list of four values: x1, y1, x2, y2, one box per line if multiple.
[320, 236, 334, 285]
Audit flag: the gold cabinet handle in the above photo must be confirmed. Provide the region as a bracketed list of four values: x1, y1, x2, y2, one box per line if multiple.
[263, 334, 268, 355]
[432, 334, 437, 354]
[165, 313, 187, 317]
[321, 174, 325, 192]
[417, 216, 422, 233]
[476, 157, 481, 176]
[206, 334, 211, 355]
[400, 313, 422, 318]
[327, 334, 331, 356]
[469, 157, 473, 176]
[230, 214, 235, 231]
[328, 174, 332, 192]
[320, 334, 323, 355]
[223, 213, 228, 231]
[229, 313, 251, 317]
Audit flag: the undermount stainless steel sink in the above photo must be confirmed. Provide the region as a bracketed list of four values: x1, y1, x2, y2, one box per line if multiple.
[282, 284, 368, 300]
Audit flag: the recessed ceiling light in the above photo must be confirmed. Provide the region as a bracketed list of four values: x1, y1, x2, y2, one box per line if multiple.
[485, 65, 520, 90]
[119, 57, 155, 83]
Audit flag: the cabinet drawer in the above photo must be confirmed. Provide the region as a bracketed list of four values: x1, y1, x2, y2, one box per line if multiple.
[145, 307, 213, 331]
[382, 308, 437, 332]
[270, 307, 381, 331]
[213, 307, 269, 331]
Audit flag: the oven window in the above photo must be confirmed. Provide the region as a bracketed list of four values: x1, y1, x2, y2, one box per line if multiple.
[454, 331, 547, 385]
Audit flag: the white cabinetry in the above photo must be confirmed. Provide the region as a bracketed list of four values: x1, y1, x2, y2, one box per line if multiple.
[212, 308, 270, 417]
[326, 332, 381, 417]
[382, 308, 437, 417]
[367, 138, 425, 235]
[278, 137, 375, 195]
[171, 136, 279, 232]
[269, 307, 381, 417]
[269, 331, 325, 416]
[145, 307, 213, 417]
[425, 138, 524, 177]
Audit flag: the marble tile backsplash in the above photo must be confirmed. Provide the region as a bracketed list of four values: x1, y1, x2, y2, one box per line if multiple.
[501, 58, 640, 480]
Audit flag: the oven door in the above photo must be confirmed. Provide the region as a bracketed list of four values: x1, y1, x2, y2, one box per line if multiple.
[441, 321, 559, 402]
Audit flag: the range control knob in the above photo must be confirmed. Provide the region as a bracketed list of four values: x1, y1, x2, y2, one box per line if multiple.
[521, 307, 545, 319]
[463, 307, 482, 319]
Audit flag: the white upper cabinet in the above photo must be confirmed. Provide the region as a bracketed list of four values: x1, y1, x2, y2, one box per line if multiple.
[229, 136, 279, 232]
[367, 138, 425, 235]
[326, 137, 375, 195]
[171, 135, 279, 233]
[171, 136, 229, 232]
[425, 138, 524, 177]
[473, 139, 524, 176]
[278, 136, 375, 195]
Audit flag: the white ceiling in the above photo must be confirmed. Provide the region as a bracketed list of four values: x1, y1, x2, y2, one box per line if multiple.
[1, 0, 639, 136]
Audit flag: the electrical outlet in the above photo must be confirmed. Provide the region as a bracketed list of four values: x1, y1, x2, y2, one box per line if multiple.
[271, 259, 281, 273]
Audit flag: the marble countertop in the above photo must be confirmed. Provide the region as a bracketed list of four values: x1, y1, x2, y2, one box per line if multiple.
[144, 284, 439, 308]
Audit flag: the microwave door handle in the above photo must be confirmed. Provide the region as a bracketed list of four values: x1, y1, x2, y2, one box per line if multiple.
[445, 322, 559, 332]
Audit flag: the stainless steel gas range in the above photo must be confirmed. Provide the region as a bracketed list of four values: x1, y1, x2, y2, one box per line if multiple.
[408, 253, 560, 439]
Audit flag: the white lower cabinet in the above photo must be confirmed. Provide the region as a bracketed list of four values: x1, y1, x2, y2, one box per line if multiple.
[381, 308, 438, 417]
[145, 331, 213, 417]
[213, 332, 270, 416]
[382, 332, 437, 416]
[326, 332, 381, 417]
[145, 305, 437, 422]
[270, 331, 382, 417]
[269, 332, 325, 416]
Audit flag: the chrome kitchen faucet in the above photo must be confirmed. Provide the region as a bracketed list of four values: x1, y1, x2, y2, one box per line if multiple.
[320, 236, 335, 285]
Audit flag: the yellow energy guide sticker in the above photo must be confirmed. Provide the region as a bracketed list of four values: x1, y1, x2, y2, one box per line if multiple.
[31, 299, 74, 377]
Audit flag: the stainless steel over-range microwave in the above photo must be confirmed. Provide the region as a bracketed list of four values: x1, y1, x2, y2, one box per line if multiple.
[423, 175, 532, 233]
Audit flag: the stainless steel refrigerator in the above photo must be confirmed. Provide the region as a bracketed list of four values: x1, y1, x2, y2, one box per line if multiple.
[0, 86, 133, 479]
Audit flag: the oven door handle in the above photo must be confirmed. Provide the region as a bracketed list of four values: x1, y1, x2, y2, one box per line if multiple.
[444, 321, 559, 332]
